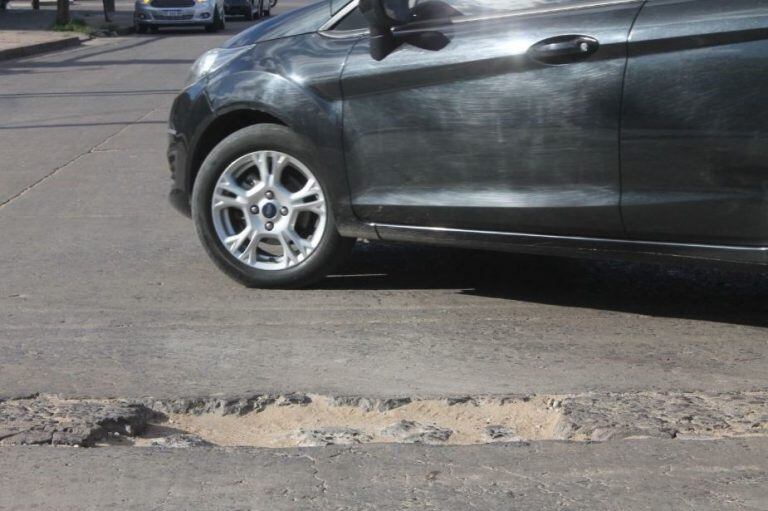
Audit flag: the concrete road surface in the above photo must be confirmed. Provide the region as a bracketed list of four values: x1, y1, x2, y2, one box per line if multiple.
[1, 2, 767, 508]
[3, 440, 768, 510]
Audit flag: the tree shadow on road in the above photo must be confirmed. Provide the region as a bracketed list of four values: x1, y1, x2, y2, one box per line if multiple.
[0, 36, 194, 76]
[321, 242, 768, 328]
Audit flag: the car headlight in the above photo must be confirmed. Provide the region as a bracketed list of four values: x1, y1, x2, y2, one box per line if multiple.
[186, 45, 254, 87]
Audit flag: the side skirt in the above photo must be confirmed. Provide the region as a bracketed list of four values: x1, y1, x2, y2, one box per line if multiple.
[371, 223, 768, 269]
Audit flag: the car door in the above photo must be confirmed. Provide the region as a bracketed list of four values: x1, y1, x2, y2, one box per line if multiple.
[621, 0, 768, 245]
[340, 0, 644, 237]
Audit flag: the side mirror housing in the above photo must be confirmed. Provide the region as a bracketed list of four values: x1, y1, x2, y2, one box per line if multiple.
[359, 0, 412, 60]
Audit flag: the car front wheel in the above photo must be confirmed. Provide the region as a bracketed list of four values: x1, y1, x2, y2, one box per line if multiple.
[191, 124, 354, 288]
[205, 8, 223, 32]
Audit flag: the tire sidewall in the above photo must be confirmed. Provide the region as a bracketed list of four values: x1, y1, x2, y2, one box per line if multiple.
[192, 124, 349, 288]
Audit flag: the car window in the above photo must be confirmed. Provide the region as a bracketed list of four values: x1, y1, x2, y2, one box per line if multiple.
[409, 0, 599, 19]
[328, 0, 592, 32]
[442, 0, 588, 17]
[332, 5, 368, 31]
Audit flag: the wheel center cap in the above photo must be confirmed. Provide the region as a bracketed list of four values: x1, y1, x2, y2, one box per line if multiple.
[262, 202, 278, 219]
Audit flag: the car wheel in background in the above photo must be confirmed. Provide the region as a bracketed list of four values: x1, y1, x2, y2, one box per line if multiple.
[192, 124, 355, 288]
[205, 8, 221, 32]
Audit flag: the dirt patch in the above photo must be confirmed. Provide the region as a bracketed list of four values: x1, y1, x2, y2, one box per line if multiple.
[3, 391, 767, 448]
[136, 391, 768, 448]
[140, 395, 562, 448]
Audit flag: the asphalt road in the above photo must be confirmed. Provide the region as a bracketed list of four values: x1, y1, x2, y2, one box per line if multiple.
[1, 3, 768, 509]
[4, 440, 768, 510]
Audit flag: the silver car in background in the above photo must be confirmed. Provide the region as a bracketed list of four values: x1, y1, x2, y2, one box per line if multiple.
[134, 0, 226, 33]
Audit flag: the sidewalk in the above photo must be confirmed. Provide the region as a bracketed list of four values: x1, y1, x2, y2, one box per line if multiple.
[0, 29, 81, 59]
[0, 0, 134, 60]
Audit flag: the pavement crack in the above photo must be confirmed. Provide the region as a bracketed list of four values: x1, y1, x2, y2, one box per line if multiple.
[302, 453, 329, 496]
[92, 108, 159, 152]
[90, 148, 128, 153]
[0, 108, 159, 210]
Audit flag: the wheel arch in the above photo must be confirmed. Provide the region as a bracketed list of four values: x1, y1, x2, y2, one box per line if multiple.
[186, 37, 378, 240]
[188, 108, 286, 196]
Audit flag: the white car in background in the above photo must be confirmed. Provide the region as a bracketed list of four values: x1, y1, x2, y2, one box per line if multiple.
[134, 0, 226, 33]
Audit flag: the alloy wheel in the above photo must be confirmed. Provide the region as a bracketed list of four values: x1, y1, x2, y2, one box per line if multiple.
[210, 150, 327, 271]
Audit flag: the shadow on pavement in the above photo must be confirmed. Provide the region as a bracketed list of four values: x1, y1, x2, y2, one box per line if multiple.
[0, 119, 166, 129]
[0, 88, 178, 98]
[0, 21, 255, 75]
[323, 242, 768, 328]
[0, 36, 176, 75]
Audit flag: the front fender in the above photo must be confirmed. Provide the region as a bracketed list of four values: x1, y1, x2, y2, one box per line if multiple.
[199, 32, 375, 238]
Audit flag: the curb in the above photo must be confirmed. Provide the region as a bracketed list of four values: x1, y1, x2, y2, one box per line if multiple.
[0, 35, 82, 61]
[91, 25, 135, 36]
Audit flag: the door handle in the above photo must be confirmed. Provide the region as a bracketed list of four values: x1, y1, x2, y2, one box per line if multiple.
[529, 35, 599, 65]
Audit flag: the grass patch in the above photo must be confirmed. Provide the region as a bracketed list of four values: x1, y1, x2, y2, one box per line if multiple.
[98, 22, 120, 32]
[50, 18, 92, 34]
[50, 18, 125, 37]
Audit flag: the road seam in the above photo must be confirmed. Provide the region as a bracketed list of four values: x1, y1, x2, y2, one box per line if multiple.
[0, 107, 160, 210]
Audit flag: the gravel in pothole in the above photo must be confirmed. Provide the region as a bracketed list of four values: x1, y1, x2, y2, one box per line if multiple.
[2, 391, 767, 448]
[146, 395, 558, 448]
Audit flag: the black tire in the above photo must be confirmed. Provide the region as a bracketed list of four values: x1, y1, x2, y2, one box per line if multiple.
[205, 8, 221, 32]
[217, 6, 226, 29]
[135, 23, 148, 33]
[149, 25, 159, 33]
[192, 124, 355, 288]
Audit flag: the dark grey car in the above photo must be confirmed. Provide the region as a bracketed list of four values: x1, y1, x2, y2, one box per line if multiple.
[168, 0, 768, 288]
[223, 0, 269, 21]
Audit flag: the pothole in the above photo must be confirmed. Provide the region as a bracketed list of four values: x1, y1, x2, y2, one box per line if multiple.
[134, 395, 561, 448]
[1, 391, 767, 448]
